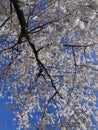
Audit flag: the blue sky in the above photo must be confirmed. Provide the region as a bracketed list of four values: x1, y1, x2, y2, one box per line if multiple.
[0, 98, 16, 130]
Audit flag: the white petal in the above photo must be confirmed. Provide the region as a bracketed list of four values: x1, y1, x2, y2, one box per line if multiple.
[79, 21, 85, 29]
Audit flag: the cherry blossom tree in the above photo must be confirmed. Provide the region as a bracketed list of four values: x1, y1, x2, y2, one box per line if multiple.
[0, 0, 98, 129]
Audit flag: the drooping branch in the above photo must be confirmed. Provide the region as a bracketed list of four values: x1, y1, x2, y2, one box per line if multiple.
[0, 43, 17, 54]
[0, 17, 10, 28]
[11, 0, 28, 35]
[29, 20, 58, 33]
[11, 0, 63, 100]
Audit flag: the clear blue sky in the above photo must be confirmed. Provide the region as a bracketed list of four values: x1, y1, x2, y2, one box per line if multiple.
[0, 98, 16, 130]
